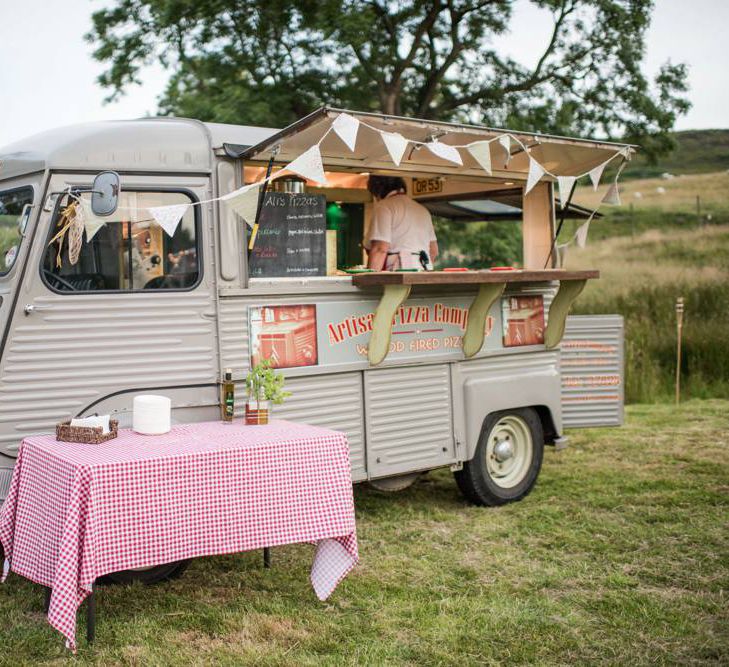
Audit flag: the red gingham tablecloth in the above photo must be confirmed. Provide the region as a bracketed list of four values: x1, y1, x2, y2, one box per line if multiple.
[0, 420, 358, 649]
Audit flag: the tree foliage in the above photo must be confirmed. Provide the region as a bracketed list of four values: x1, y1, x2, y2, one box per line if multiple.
[88, 0, 690, 157]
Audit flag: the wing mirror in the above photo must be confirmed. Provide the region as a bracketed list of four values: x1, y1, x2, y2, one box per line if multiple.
[18, 204, 31, 237]
[91, 171, 121, 216]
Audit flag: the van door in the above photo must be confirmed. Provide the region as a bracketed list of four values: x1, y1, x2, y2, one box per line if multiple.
[0, 175, 42, 348]
[0, 173, 219, 458]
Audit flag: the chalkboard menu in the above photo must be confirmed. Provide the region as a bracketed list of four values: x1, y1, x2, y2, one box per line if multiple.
[249, 192, 327, 278]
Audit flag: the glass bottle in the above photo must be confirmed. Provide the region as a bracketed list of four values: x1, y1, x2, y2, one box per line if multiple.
[221, 369, 235, 422]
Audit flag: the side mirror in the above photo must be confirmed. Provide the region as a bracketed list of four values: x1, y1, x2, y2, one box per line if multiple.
[18, 204, 31, 237]
[91, 171, 121, 216]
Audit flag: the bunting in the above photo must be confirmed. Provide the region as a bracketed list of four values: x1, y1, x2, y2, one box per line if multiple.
[466, 141, 492, 175]
[601, 181, 621, 206]
[525, 157, 545, 195]
[574, 213, 595, 249]
[285, 145, 328, 185]
[556, 242, 570, 268]
[427, 141, 463, 165]
[222, 183, 263, 224]
[332, 113, 359, 152]
[80, 200, 108, 241]
[557, 175, 577, 210]
[589, 162, 606, 191]
[498, 135, 512, 165]
[381, 131, 409, 166]
[66, 111, 631, 259]
[148, 203, 189, 237]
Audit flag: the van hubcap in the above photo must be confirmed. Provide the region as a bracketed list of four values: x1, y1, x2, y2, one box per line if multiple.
[485, 415, 533, 488]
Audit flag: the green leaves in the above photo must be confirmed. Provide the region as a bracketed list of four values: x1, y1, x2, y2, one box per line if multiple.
[88, 0, 689, 156]
[246, 358, 292, 405]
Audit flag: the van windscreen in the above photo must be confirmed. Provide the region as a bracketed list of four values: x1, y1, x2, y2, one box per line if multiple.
[0, 187, 33, 276]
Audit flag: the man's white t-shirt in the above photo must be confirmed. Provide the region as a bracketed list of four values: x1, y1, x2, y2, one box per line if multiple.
[366, 191, 437, 269]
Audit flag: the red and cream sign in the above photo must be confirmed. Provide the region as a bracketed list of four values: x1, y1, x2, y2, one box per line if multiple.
[250, 298, 501, 369]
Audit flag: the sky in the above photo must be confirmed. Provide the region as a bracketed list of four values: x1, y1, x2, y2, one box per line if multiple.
[1, 0, 727, 147]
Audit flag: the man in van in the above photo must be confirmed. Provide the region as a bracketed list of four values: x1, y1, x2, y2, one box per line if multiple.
[365, 175, 438, 271]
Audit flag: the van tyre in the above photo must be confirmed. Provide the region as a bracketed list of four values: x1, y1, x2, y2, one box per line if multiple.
[454, 408, 544, 506]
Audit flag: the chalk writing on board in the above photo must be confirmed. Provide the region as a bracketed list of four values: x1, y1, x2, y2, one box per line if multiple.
[249, 192, 326, 278]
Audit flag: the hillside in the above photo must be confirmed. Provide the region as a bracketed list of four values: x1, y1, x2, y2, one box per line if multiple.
[623, 128, 729, 179]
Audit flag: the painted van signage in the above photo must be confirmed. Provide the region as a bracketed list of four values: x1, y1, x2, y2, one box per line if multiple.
[249, 297, 503, 369]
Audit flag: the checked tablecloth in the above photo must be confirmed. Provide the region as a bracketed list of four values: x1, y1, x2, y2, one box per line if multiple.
[0, 420, 358, 649]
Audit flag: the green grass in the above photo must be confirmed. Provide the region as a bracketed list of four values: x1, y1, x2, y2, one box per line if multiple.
[0, 401, 727, 664]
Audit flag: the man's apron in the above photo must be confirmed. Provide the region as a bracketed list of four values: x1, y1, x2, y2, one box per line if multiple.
[385, 248, 432, 271]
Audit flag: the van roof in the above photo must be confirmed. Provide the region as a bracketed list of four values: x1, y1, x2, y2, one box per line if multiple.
[0, 117, 279, 181]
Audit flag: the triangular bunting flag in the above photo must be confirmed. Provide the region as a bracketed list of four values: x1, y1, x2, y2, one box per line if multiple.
[524, 157, 545, 195]
[148, 203, 189, 237]
[498, 135, 511, 164]
[80, 200, 108, 241]
[332, 113, 360, 152]
[556, 242, 570, 268]
[285, 145, 328, 185]
[381, 131, 409, 166]
[426, 141, 463, 165]
[601, 181, 621, 206]
[574, 214, 594, 249]
[467, 141, 492, 175]
[222, 183, 263, 224]
[589, 161, 606, 191]
[557, 176, 577, 209]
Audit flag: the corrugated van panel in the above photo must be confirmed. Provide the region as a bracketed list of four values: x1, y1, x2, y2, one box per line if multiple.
[0, 292, 217, 455]
[560, 315, 624, 428]
[457, 349, 560, 378]
[364, 364, 454, 478]
[218, 298, 250, 372]
[235, 372, 366, 481]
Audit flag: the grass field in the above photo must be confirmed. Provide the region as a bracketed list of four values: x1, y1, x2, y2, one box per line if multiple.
[0, 400, 726, 664]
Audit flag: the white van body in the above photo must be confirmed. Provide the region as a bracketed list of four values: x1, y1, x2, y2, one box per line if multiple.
[0, 115, 625, 502]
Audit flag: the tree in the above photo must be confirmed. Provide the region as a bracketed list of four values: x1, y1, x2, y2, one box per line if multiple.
[88, 0, 689, 157]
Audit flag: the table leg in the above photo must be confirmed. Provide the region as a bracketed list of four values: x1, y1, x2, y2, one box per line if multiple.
[368, 284, 411, 366]
[263, 547, 271, 569]
[86, 584, 96, 644]
[462, 283, 506, 358]
[544, 279, 587, 349]
[44, 586, 51, 613]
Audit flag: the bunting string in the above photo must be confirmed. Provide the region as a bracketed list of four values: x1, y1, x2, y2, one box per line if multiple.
[58, 111, 631, 247]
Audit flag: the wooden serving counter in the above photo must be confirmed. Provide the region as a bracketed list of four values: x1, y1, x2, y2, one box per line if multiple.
[352, 269, 600, 365]
[351, 269, 599, 287]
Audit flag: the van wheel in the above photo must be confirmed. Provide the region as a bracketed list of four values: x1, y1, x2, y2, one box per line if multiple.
[98, 559, 191, 586]
[454, 408, 543, 506]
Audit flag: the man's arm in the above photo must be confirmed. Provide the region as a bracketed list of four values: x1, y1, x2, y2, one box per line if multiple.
[429, 240, 439, 263]
[367, 240, 391, 270]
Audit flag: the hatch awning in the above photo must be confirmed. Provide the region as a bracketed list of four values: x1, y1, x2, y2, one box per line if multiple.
[231, 107, 636, 181]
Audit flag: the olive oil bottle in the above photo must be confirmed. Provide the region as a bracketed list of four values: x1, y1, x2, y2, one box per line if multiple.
[221, 369, 235, 422]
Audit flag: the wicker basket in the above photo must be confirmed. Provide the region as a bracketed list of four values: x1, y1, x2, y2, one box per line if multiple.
[56, 419, 119, 444]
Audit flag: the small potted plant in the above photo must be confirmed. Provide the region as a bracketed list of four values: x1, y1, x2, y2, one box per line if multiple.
[245, 358, 290, 425]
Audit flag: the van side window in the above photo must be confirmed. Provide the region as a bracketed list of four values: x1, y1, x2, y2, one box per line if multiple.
[42, 191, 200, 292]
[0, 187, 33, 276]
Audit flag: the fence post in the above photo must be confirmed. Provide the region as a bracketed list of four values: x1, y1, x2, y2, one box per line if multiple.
[675, 297, 684, 404]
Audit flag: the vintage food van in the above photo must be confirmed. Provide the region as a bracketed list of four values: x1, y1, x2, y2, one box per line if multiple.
[0, 108, 628, 525]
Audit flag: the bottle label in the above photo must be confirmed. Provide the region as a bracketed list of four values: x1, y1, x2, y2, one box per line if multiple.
[225, 392, 234, 417]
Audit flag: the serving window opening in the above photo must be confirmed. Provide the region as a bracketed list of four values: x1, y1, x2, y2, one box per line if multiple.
[241, 167, 561, 278]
